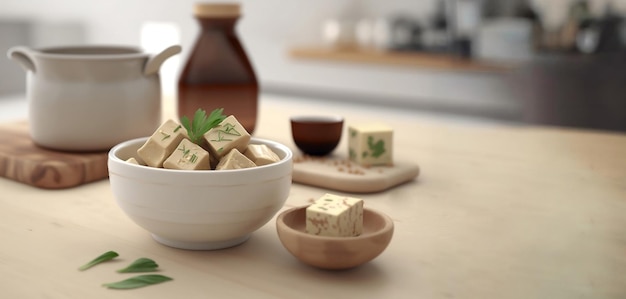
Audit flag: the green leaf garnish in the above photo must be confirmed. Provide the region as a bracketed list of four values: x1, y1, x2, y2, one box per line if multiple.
[78, 251, 119, 271]
[102, 274, 172, 290]
[180, 108, 227, 145]
[116, 257, 159, 273]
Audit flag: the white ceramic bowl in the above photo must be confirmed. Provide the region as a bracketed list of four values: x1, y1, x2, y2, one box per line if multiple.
[108, 137, 293, 250]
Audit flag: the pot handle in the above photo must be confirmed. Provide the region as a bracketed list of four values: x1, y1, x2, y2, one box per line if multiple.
[7, 46, 36, 73]
[143, 45, 182, 76]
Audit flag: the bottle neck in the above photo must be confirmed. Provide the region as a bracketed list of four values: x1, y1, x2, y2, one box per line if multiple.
[196, 17, 239, 32]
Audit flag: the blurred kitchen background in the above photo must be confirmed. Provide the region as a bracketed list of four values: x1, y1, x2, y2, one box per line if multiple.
[1, 0, 625, 131]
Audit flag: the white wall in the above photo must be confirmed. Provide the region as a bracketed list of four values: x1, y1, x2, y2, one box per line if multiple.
[2, 0, 624, 119]
[0, 20, 30, 94]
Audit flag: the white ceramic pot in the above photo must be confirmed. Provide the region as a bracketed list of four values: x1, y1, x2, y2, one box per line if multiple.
[7, 45, 181, 151]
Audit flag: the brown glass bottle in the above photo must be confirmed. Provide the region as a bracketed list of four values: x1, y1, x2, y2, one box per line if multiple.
[178, 3, 258, 134]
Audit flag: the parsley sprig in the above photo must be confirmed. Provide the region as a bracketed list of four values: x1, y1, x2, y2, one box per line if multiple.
[103, 274, 172, 289]
[117, 257, 159, 273]
[79, 251, 172, 290]
[180, 108, 227, 145]
[78, 251, 119, 271]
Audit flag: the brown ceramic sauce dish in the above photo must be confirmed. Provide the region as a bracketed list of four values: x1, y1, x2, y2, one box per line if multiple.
[290, 115, 343, 156]
[276, 205, 394, 270]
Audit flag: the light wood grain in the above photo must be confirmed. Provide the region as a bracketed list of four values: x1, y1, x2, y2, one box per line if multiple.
[292, 154, 419, 193]
[0, 122, 108, 189]
[0, 95, 625, 298]
[289, 47, 515, 73]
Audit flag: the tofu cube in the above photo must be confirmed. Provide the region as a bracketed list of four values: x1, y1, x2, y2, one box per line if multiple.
[244, 144, 280, 166]
[306, 193, 364, 237]
[216, 148, 257, 170]
[125, 157, 143, 165]
[348, 123, 393, 166]
[203, 115, 251, 159]
[137, 119, 187, 167]
[163, 139, 211, 170]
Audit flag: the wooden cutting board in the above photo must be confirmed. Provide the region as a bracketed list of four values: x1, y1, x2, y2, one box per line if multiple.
[0, 122, 109, 189]
[292, 154, 420, 193]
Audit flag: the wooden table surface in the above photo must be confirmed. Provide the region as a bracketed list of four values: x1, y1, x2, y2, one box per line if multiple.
[1, 95, 625, 299]
[289, 47, 515, 73]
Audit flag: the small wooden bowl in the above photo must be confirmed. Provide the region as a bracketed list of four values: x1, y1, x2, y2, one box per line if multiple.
[276, 205, 394, 270]
[290, 116, 343, 156]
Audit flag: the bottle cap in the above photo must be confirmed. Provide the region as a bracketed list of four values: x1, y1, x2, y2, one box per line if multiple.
[194, 3, 240, 17]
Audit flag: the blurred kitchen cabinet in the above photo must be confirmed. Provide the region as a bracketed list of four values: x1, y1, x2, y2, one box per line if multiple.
[510, 52, 626, 132]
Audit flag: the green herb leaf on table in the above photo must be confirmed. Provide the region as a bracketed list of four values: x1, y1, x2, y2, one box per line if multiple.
[117, 257, 159, 273]
[78, 251, 119, 271]
[181, 108, 227, 145]
[102, 274, 173, 290]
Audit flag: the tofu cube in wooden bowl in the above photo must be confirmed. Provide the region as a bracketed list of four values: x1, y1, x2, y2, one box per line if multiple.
[276, 203, 394, 270]
[108, 136, 293, 250]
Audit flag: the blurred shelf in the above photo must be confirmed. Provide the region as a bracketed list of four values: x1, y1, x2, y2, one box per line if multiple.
[289, 47, 516, 74]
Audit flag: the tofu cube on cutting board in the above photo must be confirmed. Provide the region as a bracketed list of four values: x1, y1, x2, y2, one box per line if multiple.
[348, 123, 393, 166]
[204, 115, 251, 159]
[137, 119, 188, 167]
[306, 193, 364, 237]
[163, 139, 211, 170]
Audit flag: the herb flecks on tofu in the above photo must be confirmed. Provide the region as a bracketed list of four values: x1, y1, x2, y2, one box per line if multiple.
[131, 108, 279, 171]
